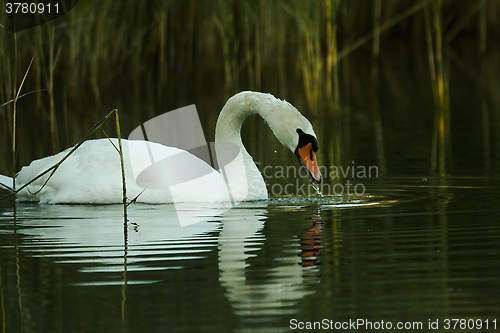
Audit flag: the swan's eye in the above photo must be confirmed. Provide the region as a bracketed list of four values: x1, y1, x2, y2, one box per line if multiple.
[309, 149, 314, 161]
[296, 128, 319, 152]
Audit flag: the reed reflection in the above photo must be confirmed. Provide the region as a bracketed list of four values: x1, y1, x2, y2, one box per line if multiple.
[3, 202, 323, 330]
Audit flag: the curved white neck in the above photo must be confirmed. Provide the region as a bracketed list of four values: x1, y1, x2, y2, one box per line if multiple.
[214, 92, 271, 200]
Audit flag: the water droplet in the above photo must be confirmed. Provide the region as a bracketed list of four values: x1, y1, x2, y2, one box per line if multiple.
[310, 182, 323, 197]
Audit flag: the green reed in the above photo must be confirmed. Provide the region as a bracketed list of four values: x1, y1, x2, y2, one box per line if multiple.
[0, 0, 498, 168]
[12, 31, 17, 213]
[426, 0, 450, 175]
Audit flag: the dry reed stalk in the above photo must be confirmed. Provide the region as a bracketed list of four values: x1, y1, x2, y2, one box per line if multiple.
[424, 5, 439, 172]
[325, 0, 333, 96]
[425, 0, 450, 175]
[34, 47, 42, 119]
[331, 2, 340, 114]
[280, 1, 321, 112]
[434, 0, 449, 177]
[302, 19, 322, 111]
[48, 26, 62, 153]
[371, 0, 386, 176]
[301, 35, 313, 111]
[311, 11, 322, 113]
[114, 110, 127, 219]
[325, 0, 340, 110]
[433, 0, 447, 109]
[12, 32, 17, 214]
[0, 110, 129, 219]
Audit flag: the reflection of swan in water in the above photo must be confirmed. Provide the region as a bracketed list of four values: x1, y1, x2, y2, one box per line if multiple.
[11, 204, 224, 281]
[9, 203, 319, 319]
[1, 91, 322, 204]
[218, 208, 319, 322]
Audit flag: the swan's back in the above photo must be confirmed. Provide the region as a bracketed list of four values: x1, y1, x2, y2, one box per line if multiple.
[16, 139, 138, 204]
[15, 139, 228, 204]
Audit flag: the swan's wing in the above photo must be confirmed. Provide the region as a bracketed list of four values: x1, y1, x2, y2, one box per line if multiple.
[127, 140, 234, 204]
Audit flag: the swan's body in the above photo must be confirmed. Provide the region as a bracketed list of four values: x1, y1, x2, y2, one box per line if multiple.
[0, 92, 321, 204]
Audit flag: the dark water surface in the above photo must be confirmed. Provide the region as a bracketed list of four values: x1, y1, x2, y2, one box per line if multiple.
[0, 177, 499, 332]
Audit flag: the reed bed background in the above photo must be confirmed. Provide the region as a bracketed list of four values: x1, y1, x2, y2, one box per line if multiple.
[0, 0, 499, 178]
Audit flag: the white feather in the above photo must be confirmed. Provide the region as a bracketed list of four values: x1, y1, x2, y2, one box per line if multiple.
[12, 91, 318, 204]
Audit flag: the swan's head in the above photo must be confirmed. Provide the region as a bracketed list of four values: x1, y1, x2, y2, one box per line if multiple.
[259, 95, 322, 184]
[293, 128, 322, 184]
[217, 91, 322, 184]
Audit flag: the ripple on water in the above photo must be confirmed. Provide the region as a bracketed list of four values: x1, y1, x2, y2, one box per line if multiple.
[265, 193, 405, 209]
[2, 204, 223, 286]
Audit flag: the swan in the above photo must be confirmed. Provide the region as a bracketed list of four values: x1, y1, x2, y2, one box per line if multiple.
[0, 91, 322, 204]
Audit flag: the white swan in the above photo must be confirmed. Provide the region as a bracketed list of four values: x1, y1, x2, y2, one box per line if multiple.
[0, 91, 321, 204]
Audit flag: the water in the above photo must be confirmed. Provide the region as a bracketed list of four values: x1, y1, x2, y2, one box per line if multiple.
[0, 176, 499, 332]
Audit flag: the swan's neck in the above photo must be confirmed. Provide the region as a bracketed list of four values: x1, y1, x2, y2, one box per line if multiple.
[216, 95, 256, 145]
[215, 92, 273, 200]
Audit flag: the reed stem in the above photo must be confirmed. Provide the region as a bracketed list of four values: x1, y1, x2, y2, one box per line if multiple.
[48, 26, 61, 153]
[325, 0, 333, 96]
[115, 110, 128, 220]
[0, 109, 129, 220]
[12, 32, 17, 213]
[425, 0, 450, 176]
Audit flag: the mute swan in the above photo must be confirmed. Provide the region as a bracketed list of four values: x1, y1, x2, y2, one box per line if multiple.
[0, 91, 321, 204]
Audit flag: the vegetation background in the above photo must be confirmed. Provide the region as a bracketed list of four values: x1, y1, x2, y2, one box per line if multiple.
[0, 0, 499, 180]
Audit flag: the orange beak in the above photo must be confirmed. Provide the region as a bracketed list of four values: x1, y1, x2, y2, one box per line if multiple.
[296, 143, 322, 183]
